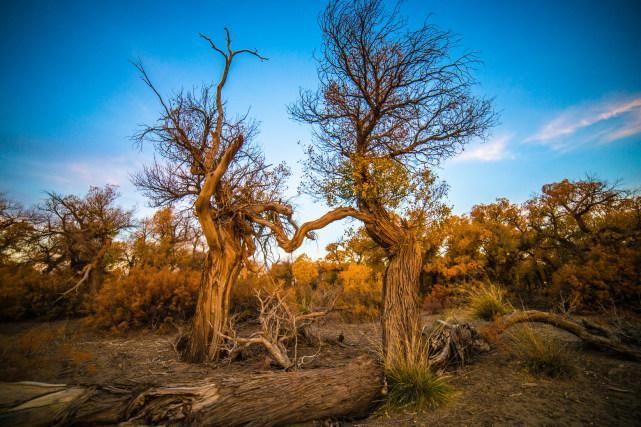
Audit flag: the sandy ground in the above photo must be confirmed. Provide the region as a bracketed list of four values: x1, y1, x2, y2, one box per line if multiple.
[0, 312, 640, 426]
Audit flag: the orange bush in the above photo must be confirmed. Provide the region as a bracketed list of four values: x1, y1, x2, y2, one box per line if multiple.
[551, 245, 641, 312]
[232, 268, 272, 314]
[89, 266, 200, 331]
[0, 265, 80, 320]
[422, 284, 464, 314]
[338, 263, 382, 321]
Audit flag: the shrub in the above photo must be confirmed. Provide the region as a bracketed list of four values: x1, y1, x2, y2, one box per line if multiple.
[338, 263, 382, 321]
[467, 282, 511, 321]
[550, 245, 641, 313]
[423, 284, 465, 314]
[0, 264, 81, 320]
[509, 324, 574, 378]
[89, 266, 200, 331]
[232, 269, 272, 315]
[291, 254, 319, 287]
[384, 341, 453, 411]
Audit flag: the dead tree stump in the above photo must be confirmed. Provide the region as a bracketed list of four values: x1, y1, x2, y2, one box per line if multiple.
[424, 319, 490, 368]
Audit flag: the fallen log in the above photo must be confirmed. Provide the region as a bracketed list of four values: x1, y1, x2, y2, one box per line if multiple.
[497, 310, 641, 361]
[0, 357, 383, 427]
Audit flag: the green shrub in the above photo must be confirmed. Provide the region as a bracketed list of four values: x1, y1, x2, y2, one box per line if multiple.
[384, 340, 453, 411]
[386, 362, 452, 411]
[467, 282, 512, 321]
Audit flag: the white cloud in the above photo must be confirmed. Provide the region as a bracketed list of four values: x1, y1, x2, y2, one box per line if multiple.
[44, 156, 137, 188]
[527, 95, 641, 149]
[456, 134, 513, 162]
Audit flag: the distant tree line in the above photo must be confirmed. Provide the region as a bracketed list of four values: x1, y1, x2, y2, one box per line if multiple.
[422, 178, 641, 312]
[1, 175, 639, 330]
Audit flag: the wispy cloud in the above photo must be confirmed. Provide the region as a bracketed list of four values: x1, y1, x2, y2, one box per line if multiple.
[43, 156, 137, 189]
[527, 95, 641, 149]
[456, 134, 513, 162]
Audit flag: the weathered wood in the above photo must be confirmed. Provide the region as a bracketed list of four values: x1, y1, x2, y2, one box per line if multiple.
[497, 310, 641, 361]
[425, 320, 490, 368]
[382, 238, 423, 367]
[187, 243, 242, 363]
[0, 357, 383, 427]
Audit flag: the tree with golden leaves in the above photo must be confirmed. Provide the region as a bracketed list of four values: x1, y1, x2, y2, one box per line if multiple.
[290, 0, 495, 366]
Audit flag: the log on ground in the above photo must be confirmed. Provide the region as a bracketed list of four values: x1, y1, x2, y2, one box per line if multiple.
[0, 357, 383, 427]
[497, 310, 641, 361]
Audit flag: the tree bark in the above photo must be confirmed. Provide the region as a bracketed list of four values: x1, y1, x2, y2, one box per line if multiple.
[186, 238, 242, 363]
[382, 238, 423, 367]
[0, 357, 383, 427]
[497, 310, 641, 361]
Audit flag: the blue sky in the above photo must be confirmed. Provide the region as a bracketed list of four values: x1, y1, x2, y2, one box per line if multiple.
[2, 0, 641, 258]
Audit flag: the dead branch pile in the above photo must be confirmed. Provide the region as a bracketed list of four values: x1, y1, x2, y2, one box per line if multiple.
[424, 319, 490, 369]
[421, 309, 641, 369]
[221, 286, 331, 369]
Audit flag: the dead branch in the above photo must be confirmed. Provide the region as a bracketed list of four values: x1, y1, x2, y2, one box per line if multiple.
[55, 238, 113, 302]
[496, 310, 641, 361]
[424, 319, 490, 369]
[220, 286, 332, 369]
[250, 206, 374, 253]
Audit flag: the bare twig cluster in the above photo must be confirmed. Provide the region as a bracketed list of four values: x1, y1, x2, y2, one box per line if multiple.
[220, 286, 331, 369]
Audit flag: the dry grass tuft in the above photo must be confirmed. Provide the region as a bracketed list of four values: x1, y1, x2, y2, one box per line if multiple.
[509, 324, 575, 378]
[467, 283, 512, 321]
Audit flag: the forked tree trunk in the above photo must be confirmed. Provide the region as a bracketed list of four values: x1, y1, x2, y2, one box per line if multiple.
[0, 358, 382, 427]
[382, 238, 423, 367]
[186, 243, 242, 363]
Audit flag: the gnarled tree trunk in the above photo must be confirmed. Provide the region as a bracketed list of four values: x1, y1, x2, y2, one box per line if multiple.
[186, 233, 242, 363]
[382, 237, 423, 367]
[0, 358, 383, 427]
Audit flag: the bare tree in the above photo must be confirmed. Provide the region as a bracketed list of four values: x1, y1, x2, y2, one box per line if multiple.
[35, 185, 133, 294]
[290, 0, 495, 366]
[131, 29, 355, 362]
[0, 194, 33, 265]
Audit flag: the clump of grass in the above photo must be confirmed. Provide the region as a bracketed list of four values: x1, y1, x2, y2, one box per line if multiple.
[383, 339, 453, 412]
[467, 283, 512, 321]
[385, 361, 452, 411]
[509, 324, 575, 378]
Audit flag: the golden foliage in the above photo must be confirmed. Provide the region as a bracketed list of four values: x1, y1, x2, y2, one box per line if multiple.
[0, 265, 80, 320]
[338, 263, 382, 321]
[89, 266, 200, 331]
[422, 284, 463, 314]
[426, 178, 641, 313]
[291, 254, 319, 287]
